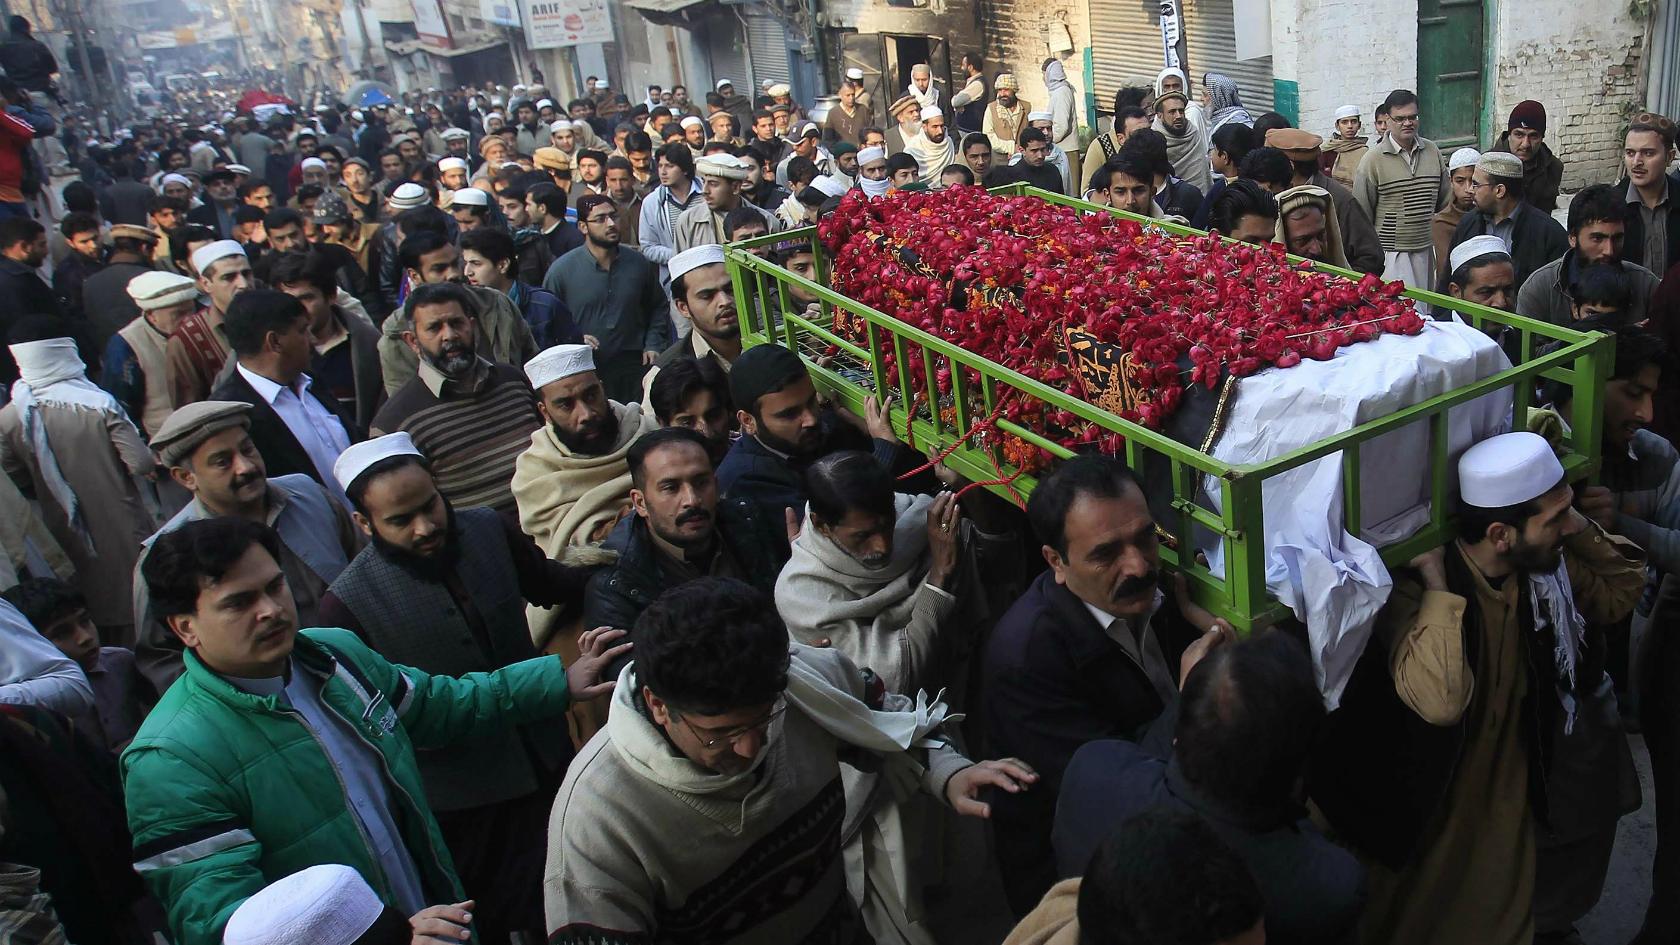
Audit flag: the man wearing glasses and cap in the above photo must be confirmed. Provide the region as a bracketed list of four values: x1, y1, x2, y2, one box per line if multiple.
[1449, 150, 1568, 293]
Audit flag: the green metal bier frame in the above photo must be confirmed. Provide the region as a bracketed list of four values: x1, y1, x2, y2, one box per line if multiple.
[724, 184, 1613, 631]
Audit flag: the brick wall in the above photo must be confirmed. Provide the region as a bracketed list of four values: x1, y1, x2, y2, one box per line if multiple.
[1269, 0, 1416, 141]
[1490, 4, 1645, 191]
[981, 0, 1088, 125]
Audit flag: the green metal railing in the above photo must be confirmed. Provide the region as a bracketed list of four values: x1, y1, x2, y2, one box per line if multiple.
[725, 185, 1612, 629]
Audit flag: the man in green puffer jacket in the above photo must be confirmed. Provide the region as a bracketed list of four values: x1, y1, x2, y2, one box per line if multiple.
[120, 516, 627, 945]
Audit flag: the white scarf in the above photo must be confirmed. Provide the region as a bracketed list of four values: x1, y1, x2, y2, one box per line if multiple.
[907, 82, 939, 110]
[1528, 557, 1588, 733]
[859, 176, 891, 198]
[9, 338, 130, 553]
[903, 131, 957, 183]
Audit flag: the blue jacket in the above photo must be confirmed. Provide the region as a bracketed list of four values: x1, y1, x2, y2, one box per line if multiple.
[509, 280, 581, 348]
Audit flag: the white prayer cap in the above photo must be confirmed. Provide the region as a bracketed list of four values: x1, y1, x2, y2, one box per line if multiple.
[813, 175, 848, 198]
[695, 153, 753, 181]
[160, 173, 192, 190]
[537, 98, 555, 109]
[845, 67, 865, 81]
[1333, 104, 1360, 121]
[490, 96, 504, 107]
[438, 157, 469, 172]
[761, 79, 776, 91]
[223, 864, 386, 945]
[334, 433, 424, 493]
[388, 182, 429, 210]
[920, 105, 944, 122]
[1448, 147, 1481, 171]
[441, 126, 471, 140]
[1027, 110, 1053, 122]
[190, 240, 246, 276]
[300, 157, 327, 171]
[1458, 432, 1565, 509]
[1448, 234, 1510, 275]
[226, 163, 253, 175]
[524, 344, 596, 389]
[351, 110, 365, 121]
[126, 270, 198, 310]
[669, 244, 726, 282]
[680, 115, 704, 129]
[550, 118, 573, 133]
[314, 103, 332, 113]
[446, 187, 488, 208]
[596, 81, 609, 90]
[768, 83, 791, 98]
[857, 145, 886, 165]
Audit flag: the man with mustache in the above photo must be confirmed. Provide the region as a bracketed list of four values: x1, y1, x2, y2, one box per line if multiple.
[371, 282, 545, 516]
[1314, 432, 1646, 945]
[318, 433, 625, 945]
[981, 454, 1234, 916]
[133, 400, 363, 692]
[582, 427, 790, 680]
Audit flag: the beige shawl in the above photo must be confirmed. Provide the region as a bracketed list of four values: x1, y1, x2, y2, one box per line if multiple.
[512, 400, 655, 556]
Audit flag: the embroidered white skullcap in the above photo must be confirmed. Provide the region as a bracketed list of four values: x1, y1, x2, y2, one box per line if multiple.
[160, 172, 192, 189]
[537, 98, 555, 109]
[438, 157, 469, 173]
[446, 187, 488, 207]
[1448, 234, 1510, 275]
[857, 145, 887, 165]
[333, 433, 424, 492]
[668, 244, 726, 282]
[549, 118, 573, 133]
[440, 126, 471, 140]
[1458, 432, 1565, 509]
[351, 109, 364, 121]
[919, 105, 943, 121]
[524, 343, 597, 389]
[388, 182, 429, 209]
[300, 157, 326, 171]
[189, 239, 246, 275]
[695, 153, 753, 181]
[223, 864, 387, 945]
[1027, 110, 1053, 122]
[715, 78, 733, 90]
[1333, 104, 1360, 121]
[680, 115, 704, 129]
[226, 163, 253, 175]
[125, 270, 198, 311]
[846, 67, 865, 80]
[1477, 151, 1524, 178]
[1448, 147, 1481, 172]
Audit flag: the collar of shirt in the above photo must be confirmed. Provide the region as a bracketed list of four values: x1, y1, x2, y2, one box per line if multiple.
[418, 355, 491, 397]
[312, 309, 349, 355]
[662, 179, 701, 207]
[1627, 176, 1671, 208]
[238, 362, 313, 404]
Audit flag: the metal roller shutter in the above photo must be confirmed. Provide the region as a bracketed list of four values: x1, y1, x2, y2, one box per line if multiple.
[705, 20, 748, 93]
[1181, 0, 1273, 113]
[1088, 0, 1171, 115]
[745, 10, 792, 90]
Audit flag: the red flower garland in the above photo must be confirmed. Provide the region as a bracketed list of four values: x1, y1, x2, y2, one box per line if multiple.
[813, 186, 1424, 459]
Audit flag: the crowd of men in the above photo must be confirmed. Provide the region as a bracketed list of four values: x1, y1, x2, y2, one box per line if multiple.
[0, 34, 1678, 945]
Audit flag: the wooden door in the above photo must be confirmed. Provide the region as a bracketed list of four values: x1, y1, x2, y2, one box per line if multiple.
[1416, 0, 1483, 148]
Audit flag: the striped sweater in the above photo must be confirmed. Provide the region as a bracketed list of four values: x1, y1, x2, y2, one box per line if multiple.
[370, 358, 543, 515]
[1353, 135, 1448, 253]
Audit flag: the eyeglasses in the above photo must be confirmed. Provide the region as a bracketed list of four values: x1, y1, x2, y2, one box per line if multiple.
[1391, 112, 1421, 125]
[584, 213, 616, 224]
[679, 698, 786, 750]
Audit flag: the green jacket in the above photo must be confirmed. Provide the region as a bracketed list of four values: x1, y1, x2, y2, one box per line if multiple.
[120, 628, 573, 945]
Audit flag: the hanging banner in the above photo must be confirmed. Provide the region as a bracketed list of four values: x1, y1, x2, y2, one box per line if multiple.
[1157, 0, 1182, 69]
[410, 0, 452, 48]
[523, 0, 613, 49]
[481, 0, 521, 28]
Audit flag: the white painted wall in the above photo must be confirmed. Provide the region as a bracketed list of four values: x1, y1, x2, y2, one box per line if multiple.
[1268, 0, 1415, 139]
